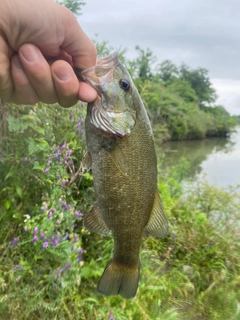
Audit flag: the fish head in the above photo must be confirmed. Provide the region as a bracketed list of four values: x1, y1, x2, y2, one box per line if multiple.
[75, 52, 137, 137]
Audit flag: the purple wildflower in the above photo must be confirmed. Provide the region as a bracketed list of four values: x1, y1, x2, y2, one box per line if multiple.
[23, 157, 29, 163]
[59, 162, 63, 165]
[62, 179, 67, 186]
[61, 142, 67, 150]
[32, 235, 38, 243]
[52, 235, 60, 248]
[108, 312, 115, 320]
[62, 202, 67, 209]
[40, 232, 45, 239]
[23, 226, 28, 231]
[48, 208, 55, 218]
[66, 262, 71, 270]
[73, 235, 78, 243]
[44, 168, 49, 174]
[57, 269, 62, 278]
[11, 238, 19, 247]
[57, 174, 61, 180]
[43, 241, 48, 248]
[67, 150, 72, 157]
[33, 227, 38, 235]
[19, 265, 23, 270]
[75, 211, 83, 218]
[78, 248, 83, 263]
[63, 233, 69, 240]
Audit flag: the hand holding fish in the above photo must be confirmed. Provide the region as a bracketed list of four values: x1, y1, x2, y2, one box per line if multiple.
[0, 0, 97, 107]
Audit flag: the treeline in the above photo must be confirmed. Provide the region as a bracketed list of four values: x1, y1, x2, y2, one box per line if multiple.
[95, 43, 238, 142]
[127, 47, 238, 141]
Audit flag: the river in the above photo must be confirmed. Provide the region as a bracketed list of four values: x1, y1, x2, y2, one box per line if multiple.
[159, 126, 240, 189]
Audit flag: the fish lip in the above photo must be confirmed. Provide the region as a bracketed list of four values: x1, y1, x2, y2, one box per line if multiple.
[74, 52, 119, 94]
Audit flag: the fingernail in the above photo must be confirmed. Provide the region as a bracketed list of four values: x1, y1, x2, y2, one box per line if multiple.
[20, 45, 39, 62]
[53, 66, 71, 82]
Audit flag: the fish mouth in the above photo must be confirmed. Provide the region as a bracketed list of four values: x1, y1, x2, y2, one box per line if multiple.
[74, 52, 119, 94]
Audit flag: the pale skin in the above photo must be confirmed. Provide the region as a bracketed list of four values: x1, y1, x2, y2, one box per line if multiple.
[0, 0, 98, 107]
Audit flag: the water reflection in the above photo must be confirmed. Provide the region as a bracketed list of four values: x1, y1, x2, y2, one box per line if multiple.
[158, 127, 240, 188]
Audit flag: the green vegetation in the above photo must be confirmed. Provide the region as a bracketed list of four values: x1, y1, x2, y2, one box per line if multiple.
[0, 3, 239, 318]
[0, 102, 240, 319]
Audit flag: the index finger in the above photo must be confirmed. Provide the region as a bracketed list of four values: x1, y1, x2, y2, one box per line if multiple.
[60, 9, 97, 69]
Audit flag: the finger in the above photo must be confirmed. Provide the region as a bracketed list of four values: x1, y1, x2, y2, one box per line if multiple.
[51, 60, 79, 108]
[10, 54, 39, 104]
[0, 32, 14, 101]
[59, 7, 97, 69]
[19, 43, 58, 104]
[78, 82, 98, 102]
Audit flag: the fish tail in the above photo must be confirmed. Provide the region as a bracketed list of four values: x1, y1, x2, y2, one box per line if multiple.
[97, 259, 140, 299]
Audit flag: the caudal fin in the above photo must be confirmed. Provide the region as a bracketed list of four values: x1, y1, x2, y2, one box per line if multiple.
[97, 259, 140, 299]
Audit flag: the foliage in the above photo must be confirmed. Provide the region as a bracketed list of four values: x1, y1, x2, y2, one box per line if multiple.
[128, 46, 157, 80]
[179, 63, 217, 105]
[57, 0, 85, 15]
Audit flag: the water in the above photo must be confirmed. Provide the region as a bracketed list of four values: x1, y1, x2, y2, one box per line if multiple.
[159, 126, 240, 189]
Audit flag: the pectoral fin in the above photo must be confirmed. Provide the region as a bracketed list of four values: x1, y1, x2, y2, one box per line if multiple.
[145, 191, 168, 238]
[81, 151, 92, 171]
[109, 144, 128, 176]
[83, 204, 110, 236]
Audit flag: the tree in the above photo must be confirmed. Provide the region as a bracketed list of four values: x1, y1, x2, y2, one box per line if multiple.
[179, 64, 217, 105]
[158, 60, 179, 83]
[128, 46, 156, 80]
[57, 0, 85, 15]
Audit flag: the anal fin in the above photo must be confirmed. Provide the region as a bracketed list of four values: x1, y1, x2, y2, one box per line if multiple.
[83, 204, 110, 236]
[145, 191, 168, 238]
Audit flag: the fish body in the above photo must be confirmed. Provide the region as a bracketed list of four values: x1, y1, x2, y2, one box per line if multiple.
[76, 53, 168, 299]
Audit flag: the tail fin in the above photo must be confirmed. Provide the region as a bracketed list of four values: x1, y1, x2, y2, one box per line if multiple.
[97, 259, 140, 299]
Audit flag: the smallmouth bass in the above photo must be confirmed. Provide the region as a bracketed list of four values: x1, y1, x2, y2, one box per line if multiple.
[75, 52, 168, 299]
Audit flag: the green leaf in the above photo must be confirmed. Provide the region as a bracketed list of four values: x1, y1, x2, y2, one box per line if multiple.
[5, 166, 15, 181]
[4, 200, 11, 210]
[33, 162, 45, 171]
[16, 185, 23, 199]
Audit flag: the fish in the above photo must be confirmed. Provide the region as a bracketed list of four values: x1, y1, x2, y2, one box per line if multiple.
[75, 52, 168, 299]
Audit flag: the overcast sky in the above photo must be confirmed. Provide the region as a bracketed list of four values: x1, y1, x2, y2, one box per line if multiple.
[79, 0, 240, 115]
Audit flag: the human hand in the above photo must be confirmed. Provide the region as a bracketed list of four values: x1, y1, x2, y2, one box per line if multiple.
[0, 0, 97, 107]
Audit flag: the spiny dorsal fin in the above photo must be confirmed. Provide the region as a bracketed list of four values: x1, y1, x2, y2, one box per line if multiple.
[83, 204, 110, 236]
[145, 191, 168, 238]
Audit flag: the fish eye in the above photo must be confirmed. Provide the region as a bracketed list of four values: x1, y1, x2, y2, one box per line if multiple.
[119, 79, 130, 92]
